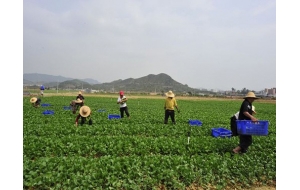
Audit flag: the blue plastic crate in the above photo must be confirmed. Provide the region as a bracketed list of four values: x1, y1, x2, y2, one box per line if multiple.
[42, 110, 54, 115]
[211, 128, 232, 138]
[63, 106, 71, 110]
[108, 114, 121, 119]
[236, 120, 269, 136]
[41, 103, 51, 107]
[189, 120, 202, 126]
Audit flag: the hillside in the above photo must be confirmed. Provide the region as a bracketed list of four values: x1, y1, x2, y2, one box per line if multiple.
[24, 73, 198, 93]
[23, 73, 100, 85]
[93, 73, 194, 93]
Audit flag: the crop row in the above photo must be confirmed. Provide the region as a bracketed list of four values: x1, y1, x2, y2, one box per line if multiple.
[23, 96, 276, 189]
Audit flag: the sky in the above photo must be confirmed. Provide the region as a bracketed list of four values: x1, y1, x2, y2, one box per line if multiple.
[22, 0, 276, 91]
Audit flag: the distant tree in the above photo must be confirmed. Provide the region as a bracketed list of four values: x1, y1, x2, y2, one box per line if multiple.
[241, 88, 247, 94]
[231, 87, 235, 96]
[188, 91, 192, 96]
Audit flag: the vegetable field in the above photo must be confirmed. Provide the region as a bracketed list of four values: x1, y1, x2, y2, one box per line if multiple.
[23, 96, 276, 189]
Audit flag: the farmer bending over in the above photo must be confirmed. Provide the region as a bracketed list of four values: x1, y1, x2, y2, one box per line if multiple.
[75, 106, 93, 126]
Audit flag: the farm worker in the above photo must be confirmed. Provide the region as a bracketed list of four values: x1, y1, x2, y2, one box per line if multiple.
[117, 91, 130, 118]
[30, 97, 41, 108]
[164, 91, 180, 124]
[70, 98, 83, 114]
[230, 105, 256, 136]
[76, 91, 85, 103]
[232, 92, 259, 154]
[40, 85, 45, 96]
[75, 106, 92, 126]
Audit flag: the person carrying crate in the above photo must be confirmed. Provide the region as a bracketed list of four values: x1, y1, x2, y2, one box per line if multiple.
[117, 91, 130, 118]
[232, 91, 259, 154]
[230, 105, 256, 136]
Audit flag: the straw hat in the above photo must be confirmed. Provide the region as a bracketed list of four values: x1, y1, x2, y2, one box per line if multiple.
[74, 98, 83, 103]
[78, 91, 82, 95]
[252, 105, 257, 114]
[30, 97, 37, 103]
[165, 91, 175, 98]
[243, 91, 259, 99]
[79, 106, 91, 117]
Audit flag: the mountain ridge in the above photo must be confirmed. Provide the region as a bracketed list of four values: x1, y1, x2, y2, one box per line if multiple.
[23, 73, 199, 93]
[23, 73, 100, 85]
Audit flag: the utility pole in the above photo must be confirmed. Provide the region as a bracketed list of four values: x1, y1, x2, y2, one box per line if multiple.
[57, 80, 58, 93]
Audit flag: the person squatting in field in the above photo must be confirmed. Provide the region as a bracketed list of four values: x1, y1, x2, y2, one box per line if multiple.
[30, 97, 41, 108]
[117, 91, 130, 118]
[75, 106, 92, 126]
[232, 91, 259, 154]
[70, 98, 84, 114]
[164, 91, 180, 124]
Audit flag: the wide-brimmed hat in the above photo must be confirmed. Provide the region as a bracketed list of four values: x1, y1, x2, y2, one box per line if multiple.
[252, 105, 257, 114]
[119, 91, 124, 95]
[243, 92, 259, 99]
[79, 106, 91, 117]
[78, 91, 82, 95]
[30, 97, 37, 103]
[74, 98, 83, 103]
[165, 91, 175, 98]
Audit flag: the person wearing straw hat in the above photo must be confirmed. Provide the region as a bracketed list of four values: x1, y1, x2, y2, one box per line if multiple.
[164, 90, 180, 124]
[30, 97, 41, 108]
[233, 91, 259, 154]
[75, 105, 92, 126]
[76, 91, 85, 103]
[230, 105, 256, 137]
[70, 98, 84, 114]
[117, 91, 130, 118]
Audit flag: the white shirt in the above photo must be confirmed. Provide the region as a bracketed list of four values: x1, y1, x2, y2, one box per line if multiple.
[117, 96, 127, 108]
[234, 112, 239, 119]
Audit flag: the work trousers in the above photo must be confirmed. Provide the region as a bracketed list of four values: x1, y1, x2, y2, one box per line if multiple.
[164, 110, 175, 124]
[239, 135, 253, 153]
[120, 106, 130, 118]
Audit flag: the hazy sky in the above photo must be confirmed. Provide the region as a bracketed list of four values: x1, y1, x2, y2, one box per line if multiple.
[23, 0, 276, 91]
